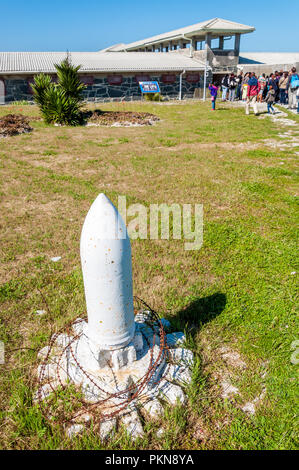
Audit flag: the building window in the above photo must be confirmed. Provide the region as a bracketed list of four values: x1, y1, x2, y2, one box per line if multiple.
[81, 75, 94, 85]
[161, 74, 176, 84]
[186, 73, 200, 83]
[135, 75, 150, 83]
[107, 75, 123, 85]
[211, 38, 219, 49]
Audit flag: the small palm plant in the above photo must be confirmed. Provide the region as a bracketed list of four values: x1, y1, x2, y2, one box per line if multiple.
[31, 74, 52, 108]
[31, 56, 86, 125]
[55, 58, 86, 101]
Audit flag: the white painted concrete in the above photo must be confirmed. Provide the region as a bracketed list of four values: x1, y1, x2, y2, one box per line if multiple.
[80, 193, 135, 350]
[36, 194, 195, 440]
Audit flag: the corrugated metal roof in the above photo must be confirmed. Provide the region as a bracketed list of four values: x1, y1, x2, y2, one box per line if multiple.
[0, 51, 205, 74]
[105, 18, 255, 51]
[239, 52, 299, 65]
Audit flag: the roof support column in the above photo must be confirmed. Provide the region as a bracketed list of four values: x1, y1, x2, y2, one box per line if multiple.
[205, 33, 211, 49]
[203, 33, 211, 102]
[219, 36, 224, 50]
[234, 33, 241, 55]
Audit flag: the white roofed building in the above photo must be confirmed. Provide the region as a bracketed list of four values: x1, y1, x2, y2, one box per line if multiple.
[100, 18, 255, 54]
[0, 17, 297, 103]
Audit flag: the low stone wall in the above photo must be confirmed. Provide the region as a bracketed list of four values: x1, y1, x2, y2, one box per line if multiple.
[237, 62, 299, 76]
[0, 72, 211, 103]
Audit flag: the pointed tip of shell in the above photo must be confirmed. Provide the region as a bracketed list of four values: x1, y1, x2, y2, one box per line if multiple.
[95, 193, 112, 205]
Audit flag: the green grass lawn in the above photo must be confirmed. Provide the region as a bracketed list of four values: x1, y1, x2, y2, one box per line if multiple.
[0, 100, 298, 450]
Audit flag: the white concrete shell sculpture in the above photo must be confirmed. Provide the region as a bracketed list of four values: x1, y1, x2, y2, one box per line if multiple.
[35, 193, 194, 441]
[80, 193, 135, 350]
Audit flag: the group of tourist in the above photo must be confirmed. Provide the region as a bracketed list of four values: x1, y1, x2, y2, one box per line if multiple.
[208, 67, 299, 115]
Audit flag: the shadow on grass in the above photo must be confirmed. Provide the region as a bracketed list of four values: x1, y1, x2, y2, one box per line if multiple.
[172, 293, 226, 331]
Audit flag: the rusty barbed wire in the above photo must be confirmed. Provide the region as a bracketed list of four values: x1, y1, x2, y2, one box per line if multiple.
[36, 297, 172, 427]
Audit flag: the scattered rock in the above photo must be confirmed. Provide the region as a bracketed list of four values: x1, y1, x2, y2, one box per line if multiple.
[134, 310, 152, 323]
[36, 309, 46, 316]
[143, 398, 164, 418]
[34, 382, 57, 401]
[37, 346, 51, 360]
[72, 318, 86, 335]
[51, 256, 61, 262]
[66, 423, 84, 438]
[99, 418, 116, 441]
[132, 331, 144, 351]
[219, 346, 247, 369]
[53, 333, 72, 348]
[76, 412, 92, 423]
[220, 377, 239, 399]
[158, 379, 186, 405]
[165, 364, 192, 385]
[156, 428, 165, 438]
[166, 332, 185, 347]
[241, 402, 255, 415]
[157, 318, 171, 331]
[169, 347, 194, 367]
[37, 359, 68, 383]
[121, 410, 144, 440]
[253, 387, 267, 403]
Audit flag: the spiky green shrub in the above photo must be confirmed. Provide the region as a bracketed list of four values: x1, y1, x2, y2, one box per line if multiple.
[41, 86, 82, 126]
[31, 74, 53, 108]
[55, 59, 86, 101]
[31, 57, 86, 126]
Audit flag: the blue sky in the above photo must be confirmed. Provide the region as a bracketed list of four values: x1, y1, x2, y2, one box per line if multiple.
[1, 0, 298, 52]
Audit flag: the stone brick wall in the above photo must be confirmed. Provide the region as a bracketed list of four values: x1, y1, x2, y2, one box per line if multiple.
[82, 73, 207, 102]
[4, 77, 33, 102]
[1, 72, 210, 103]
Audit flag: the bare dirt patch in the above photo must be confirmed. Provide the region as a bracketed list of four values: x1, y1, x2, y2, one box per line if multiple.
[85, 110, 160, 127]
[0, 114, 33, 137]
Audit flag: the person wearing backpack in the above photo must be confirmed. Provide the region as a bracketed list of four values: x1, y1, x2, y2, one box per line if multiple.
[228, 73, 237, 101]
[265, 85, 276, 114]
[221, 74, 229, 101]
[257, 74, 267, 102]
[236, 72, 243, 100]
[287, 67, 299, 109]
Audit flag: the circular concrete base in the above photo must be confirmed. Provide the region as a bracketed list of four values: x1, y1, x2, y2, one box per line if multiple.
[35, 311, 194, 441]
